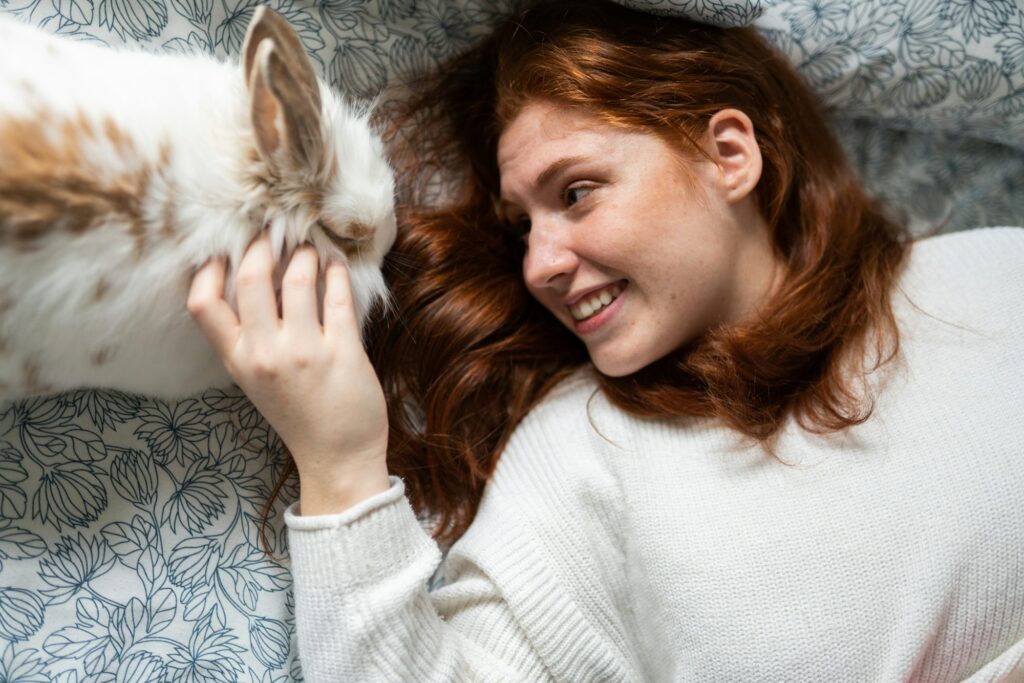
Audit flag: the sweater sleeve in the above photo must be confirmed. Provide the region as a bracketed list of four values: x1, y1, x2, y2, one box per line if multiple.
[962, 637, 1024, 681]
[284, 476, 548, 682]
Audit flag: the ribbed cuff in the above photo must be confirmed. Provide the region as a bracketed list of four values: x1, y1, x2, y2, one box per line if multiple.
[284, 475, 406, 529]
[285, 476, 440, 590]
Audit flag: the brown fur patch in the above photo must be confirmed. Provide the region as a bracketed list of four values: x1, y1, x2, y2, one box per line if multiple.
[347, 221, 373, 240]
[91, 348, 113, 366]
[93, 278, 110, 302]
[103, 115, 135, 155]
[246, 144, 262, 165]
[68, 111, 97, 142]
[0, 291, 12, 345]
[158, 143, 179, 239]
[319, 218, 374, 258]
[0, 110, 153, 253]
[22, 358, 52, 395]
[0, 287, 8, 354]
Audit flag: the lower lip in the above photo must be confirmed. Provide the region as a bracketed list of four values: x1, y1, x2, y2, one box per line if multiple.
[573, 284, 626, 335]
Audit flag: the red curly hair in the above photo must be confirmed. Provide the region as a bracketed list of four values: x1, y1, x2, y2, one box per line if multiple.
[359, 0, 911, 547]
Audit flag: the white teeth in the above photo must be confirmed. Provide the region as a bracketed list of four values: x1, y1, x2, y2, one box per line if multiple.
[569, 283, 624, 321]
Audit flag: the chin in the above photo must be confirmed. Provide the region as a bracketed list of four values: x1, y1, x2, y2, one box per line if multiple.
[590, 340, 682, 378]
[590, 354, 643, 378]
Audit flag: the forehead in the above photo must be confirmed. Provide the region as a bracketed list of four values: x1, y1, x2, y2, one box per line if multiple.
[497, 102, 636, 197]
[498, 102, 607, 165]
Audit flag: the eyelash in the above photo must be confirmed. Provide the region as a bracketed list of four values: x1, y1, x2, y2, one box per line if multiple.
[563, 184, 594, 207]
[505, 182, 596, 239]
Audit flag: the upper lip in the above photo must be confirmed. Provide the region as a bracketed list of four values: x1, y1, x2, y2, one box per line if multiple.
[563, 280, 624, 307]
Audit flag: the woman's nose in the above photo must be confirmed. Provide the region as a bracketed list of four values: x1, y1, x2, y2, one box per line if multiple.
[522, 218, 578, 290]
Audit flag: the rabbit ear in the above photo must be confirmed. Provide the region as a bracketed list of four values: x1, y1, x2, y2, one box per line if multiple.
[242, 6, 321, 112]
[249, 37, 324, 174]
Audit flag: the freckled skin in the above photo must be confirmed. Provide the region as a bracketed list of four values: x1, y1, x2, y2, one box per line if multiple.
[497, 102, 780, 377]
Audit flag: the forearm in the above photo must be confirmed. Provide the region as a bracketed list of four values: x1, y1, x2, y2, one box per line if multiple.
[285, 478, 532, 682]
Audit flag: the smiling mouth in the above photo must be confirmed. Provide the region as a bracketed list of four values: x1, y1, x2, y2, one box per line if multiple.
[569, 281, 625, 321]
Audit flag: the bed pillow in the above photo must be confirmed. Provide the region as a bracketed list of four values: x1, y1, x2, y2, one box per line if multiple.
[619, 0, 1024, 150]
[4, 0, 1020, 148]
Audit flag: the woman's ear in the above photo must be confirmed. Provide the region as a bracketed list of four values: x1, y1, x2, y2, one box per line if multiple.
[705, 109, 762, 204]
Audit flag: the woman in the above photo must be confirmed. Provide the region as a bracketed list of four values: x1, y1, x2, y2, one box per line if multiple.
[187, 1, 1024, 679]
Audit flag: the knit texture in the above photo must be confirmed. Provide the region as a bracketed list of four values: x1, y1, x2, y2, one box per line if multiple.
[286, 227, 1024, 682]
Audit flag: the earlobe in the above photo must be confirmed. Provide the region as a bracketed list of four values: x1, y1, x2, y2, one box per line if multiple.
[707, 109, 762, 204]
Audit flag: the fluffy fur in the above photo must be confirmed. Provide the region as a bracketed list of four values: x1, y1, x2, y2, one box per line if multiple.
[0, 8, 396, 400]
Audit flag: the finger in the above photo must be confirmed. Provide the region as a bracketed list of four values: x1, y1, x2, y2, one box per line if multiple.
[281, 245, 322, 333]
[323, 259, 361, 343]
[187, 258, 241, 355]
[235, 233, 280, 335]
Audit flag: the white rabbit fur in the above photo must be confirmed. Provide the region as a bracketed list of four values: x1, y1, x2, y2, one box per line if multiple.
[0, 8, 397, 401]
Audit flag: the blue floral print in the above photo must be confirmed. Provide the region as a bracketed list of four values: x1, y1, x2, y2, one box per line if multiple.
[0, 389, 296, 681]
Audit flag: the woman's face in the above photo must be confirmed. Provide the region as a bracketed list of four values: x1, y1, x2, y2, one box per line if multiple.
[497, 101, 778, 377]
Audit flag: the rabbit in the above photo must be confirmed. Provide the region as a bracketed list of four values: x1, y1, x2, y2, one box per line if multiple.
[0, 6, 397, 402]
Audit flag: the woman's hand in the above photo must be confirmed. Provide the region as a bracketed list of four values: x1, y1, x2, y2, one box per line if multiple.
[187, 234, 390, 515]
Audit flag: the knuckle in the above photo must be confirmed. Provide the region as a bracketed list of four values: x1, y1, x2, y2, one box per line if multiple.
[325, 293, 350, 309]
[186, 296, 204, 317]
[235, 269, 265, 289]
[248, 354, 279, 379]
[283, 271, 314, 289]
[186, 294, 211, 317]
[236, 259, 270, 286]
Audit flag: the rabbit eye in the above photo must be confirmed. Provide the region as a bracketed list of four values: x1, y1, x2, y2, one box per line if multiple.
[317, 220, 362, 256]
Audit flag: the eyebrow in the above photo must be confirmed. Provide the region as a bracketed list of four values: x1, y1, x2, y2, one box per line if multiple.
[534, 155, 587, 192]
[500, 155, 588, 207]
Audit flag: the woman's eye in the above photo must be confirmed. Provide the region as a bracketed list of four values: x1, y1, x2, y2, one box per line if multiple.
[564, 185, 593, 207]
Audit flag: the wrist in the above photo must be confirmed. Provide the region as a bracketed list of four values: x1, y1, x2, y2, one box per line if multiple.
[295, 452, 390, 516]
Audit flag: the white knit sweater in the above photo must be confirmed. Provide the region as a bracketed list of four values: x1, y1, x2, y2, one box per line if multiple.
[285, 227, 1024, 682]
